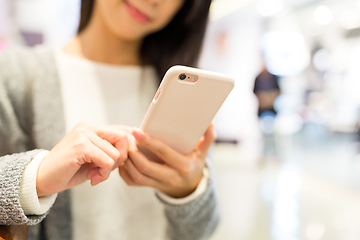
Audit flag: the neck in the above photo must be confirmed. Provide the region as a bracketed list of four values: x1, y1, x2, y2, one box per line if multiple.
[63, 8, 142, 65]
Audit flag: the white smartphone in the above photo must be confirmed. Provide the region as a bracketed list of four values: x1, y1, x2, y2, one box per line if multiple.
[140, 65, 235, 157]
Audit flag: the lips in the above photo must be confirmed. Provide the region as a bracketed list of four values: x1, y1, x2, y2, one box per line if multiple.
[124, 1, 150, 24]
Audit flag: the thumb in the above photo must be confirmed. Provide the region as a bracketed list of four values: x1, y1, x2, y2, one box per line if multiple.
[195, 122, 216, 159]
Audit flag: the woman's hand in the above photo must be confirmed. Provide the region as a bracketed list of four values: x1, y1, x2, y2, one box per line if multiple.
[36, 122, 133, 197]
[119, 123, 216, 198]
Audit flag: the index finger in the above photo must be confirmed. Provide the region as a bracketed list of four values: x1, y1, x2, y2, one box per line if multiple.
[132, 128, 188, 170]
[76, 121, 133, 146]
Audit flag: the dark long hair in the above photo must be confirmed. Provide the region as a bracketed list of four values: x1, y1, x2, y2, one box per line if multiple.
[78, 0, 211, 82]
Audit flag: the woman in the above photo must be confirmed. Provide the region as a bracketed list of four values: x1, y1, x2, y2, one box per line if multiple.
[0, 0, 218, 239]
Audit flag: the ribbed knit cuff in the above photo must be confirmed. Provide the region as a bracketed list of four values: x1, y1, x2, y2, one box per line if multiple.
[19, 150, 58, 215]
[156, 167, 210, 205]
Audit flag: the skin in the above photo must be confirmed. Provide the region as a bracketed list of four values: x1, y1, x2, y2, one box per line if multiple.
[120, 124, 216, 198]
[37, 0, 215, 198]
[64, 0, 184, 65]
[37, 122, 133, 197]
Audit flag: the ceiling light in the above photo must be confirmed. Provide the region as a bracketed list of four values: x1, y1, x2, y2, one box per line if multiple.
[314, 5, 333, 25]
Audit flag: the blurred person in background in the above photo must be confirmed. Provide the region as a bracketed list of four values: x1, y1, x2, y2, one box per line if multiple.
[253, 62, 281, 160]
[0, 0, 219, 239]
[253, 65, 280, 117]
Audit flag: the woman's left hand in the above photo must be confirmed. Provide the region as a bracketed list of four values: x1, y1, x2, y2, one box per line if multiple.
[118, 124, 216, 198]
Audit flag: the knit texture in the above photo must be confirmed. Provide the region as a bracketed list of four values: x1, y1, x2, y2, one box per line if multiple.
[0, 150, 47, 225]
[0, 45, 72, 239]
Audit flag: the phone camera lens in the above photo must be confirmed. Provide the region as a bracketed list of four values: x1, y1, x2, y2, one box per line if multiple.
[179, 74, 186, 80]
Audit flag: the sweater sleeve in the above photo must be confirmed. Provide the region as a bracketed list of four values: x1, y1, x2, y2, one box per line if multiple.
[19, 150, 57, 215]
[156, 158, 220, 240]
[0, 151, 50, 225]
[0, 47, 51, 225]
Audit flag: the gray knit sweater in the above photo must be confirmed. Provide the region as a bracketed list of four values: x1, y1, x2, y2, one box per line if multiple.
[0, 45, 219, 240]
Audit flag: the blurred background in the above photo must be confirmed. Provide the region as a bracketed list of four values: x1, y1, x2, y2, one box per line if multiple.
[1, 0, 360, 239]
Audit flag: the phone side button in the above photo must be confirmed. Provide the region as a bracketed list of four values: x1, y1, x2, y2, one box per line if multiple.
[154, 87, 162, 102]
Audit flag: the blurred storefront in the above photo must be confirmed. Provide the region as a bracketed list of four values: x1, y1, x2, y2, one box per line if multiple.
[203, 1, 360, 240]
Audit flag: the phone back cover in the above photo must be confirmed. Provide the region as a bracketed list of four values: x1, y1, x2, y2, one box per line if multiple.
[141, 66, 234, 155]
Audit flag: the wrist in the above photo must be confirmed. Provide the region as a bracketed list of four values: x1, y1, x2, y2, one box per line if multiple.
[35, 151, 58, 197]
[157, 167, 210, 205]
[20, 150, 57, 215]
[174, 172, 204, 198]
[36, 157, 48, 197]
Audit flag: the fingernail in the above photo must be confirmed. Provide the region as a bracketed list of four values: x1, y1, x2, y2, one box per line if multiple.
[132, 128, 143, 140]
[127, 134, 135, 143]
[91, 180, 98, 186]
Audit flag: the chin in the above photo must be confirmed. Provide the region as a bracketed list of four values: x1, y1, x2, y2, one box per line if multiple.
[113, 24, 151, 42]
[115, 30, 146, 42]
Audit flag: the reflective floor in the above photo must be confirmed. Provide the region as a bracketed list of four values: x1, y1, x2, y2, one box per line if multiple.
[209, 126, 360, 240]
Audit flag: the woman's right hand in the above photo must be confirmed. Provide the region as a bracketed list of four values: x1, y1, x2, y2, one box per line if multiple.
[36, 122, 133, 197]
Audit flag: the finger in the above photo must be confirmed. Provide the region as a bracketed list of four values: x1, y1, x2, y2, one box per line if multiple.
[122, 159, 161, 188]
[66, 163, 97, 189]
[87, 130, 121, 163]
[75, 121, 131, 152]
[127, 135, 177, 182]
[132, 128, 187, 170]
[84, 126, 130, 169]
[91, 172, 107, 186]
[84, 140, 115, 185]
[195, 123, 216, 159]
[112, 136, 130, 168]
[119, 164, 136, 186]
[95, 127, 131, 168]
[108, 125, 134, 134]
[91, 124, 133, 145]
[86, 167, 99, 180]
